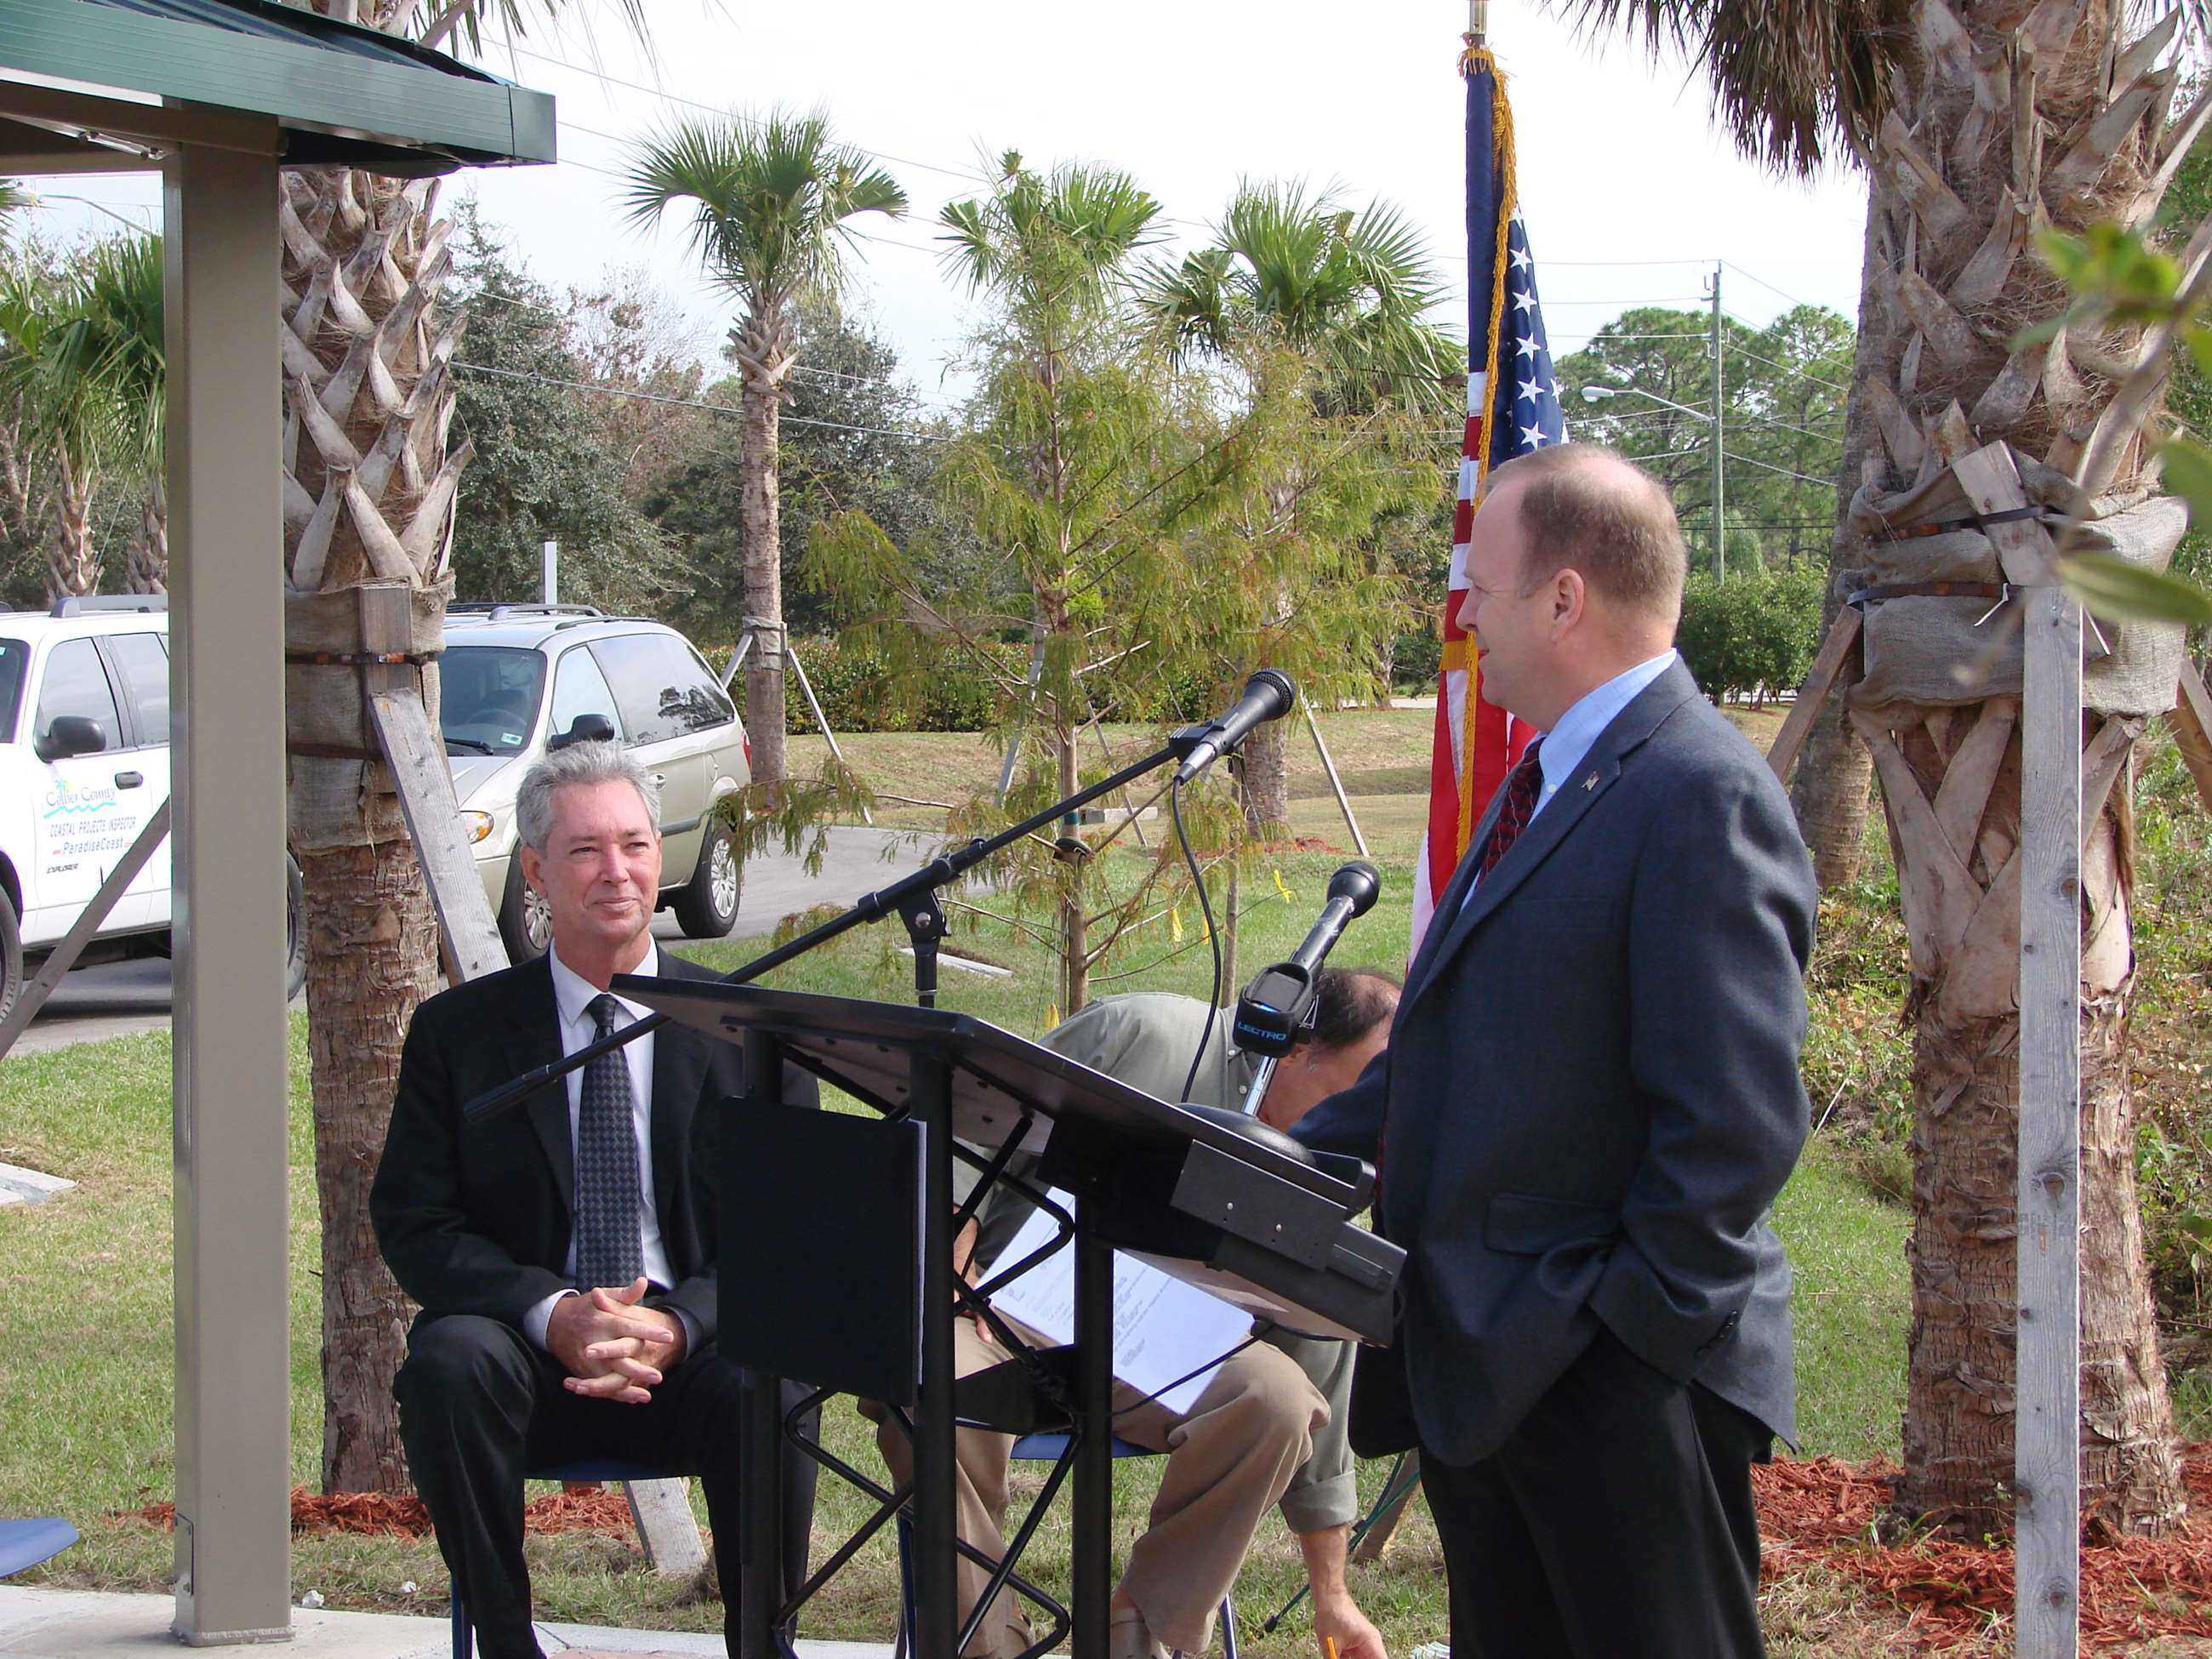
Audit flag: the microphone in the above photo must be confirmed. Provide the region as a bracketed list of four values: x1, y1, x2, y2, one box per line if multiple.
[1232, 861, 1383, 1063]
[1172, 670, 1297, 784]
[1286, 860, 1382, 976]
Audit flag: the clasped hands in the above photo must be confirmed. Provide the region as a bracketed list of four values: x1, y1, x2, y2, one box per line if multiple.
[548, 1277, 686, 1405]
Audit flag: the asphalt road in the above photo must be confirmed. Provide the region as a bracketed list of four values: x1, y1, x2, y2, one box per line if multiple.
[7, 825, 938, 1058]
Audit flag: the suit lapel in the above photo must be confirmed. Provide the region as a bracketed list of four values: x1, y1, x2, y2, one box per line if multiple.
[1404, 662, 1702, 1014]
[506, 955, 575, 1217]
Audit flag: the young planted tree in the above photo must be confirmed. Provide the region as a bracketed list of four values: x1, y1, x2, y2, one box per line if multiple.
[623, 110, 908, 796]
[1563, 0, 2203, 1533]
[1140, 182, 1458, 831]
[812, 156, 1260, 1014]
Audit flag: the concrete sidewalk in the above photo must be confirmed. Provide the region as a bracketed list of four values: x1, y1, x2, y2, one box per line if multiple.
[0, 1586, 897, 1659]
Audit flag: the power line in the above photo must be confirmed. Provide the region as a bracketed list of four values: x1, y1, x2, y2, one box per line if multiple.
[500, 40, 990, 187]
[1722, 260, 1818, 311]
[1721, 449, 1837, 487]
[451, 357, 953, 441]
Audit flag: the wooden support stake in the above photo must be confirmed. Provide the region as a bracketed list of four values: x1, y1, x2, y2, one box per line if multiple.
[785, 639, 873, 827]
[1300, 693, 1371, 858]
[2017, 580, 2084, 1659]
[2169, 658, 2212, 814]
[0, 799, 171, 1060]
[1943, 442, 2084, 1659]
[1348, 1451, 1422, 1565]
[1765, 607, 1863, 785]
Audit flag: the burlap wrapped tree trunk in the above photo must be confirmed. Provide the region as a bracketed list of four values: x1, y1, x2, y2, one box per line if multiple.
[1818, 0, 2212, 1536]
[281, 167, 465, 1494]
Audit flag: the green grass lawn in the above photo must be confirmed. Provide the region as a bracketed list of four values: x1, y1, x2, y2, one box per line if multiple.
[24, 700, 2207, 1656]
[0, 816, 1915, 1654]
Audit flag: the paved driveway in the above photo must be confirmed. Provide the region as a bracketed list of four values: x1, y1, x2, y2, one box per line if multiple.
[8, 825, 939, 1058]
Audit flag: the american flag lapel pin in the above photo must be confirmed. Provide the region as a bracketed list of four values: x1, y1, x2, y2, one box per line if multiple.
[1582, 772, 1598, 791]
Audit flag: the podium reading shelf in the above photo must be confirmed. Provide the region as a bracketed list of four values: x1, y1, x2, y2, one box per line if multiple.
[615, 976, 1403, 1659]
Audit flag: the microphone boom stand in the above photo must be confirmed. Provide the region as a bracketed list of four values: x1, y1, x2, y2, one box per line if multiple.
[465, 732, 1210, 1124]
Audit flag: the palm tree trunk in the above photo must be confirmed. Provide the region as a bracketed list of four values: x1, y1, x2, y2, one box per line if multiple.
[126, 480, 166, 595]
[734, 321, 790, 795]
[1789, 188, 1891, 889]
[45, 451, 94, 600]
[280, 160, 465, 1496]
[1843, 2, 2192, 1533]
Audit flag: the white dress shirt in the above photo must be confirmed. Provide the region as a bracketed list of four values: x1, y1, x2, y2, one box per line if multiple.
[524, 941, 696, 1352]
[1461, 649, 1679, 911]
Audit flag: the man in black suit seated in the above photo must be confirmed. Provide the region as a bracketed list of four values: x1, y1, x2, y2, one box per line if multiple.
[371, 741, 817, 1659]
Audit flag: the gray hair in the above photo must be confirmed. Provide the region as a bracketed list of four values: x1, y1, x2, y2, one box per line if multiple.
[514, 741, 661, 852]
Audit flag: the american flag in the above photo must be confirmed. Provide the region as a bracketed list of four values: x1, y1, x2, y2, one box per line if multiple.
[1412, 43, 1565, 952]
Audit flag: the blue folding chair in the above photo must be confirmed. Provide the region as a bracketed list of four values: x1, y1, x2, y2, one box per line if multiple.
[0, 1518, 77, 1578]
[898, 1434, 1239, 1659]
[449, 1458, 674, 1659]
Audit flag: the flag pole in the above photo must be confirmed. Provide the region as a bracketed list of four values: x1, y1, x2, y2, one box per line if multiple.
[1468, 0, 1487, 47]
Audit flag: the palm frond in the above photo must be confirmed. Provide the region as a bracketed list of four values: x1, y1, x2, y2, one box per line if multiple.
[1543, 0, 1910, 176]
[621, 106, 908, 320]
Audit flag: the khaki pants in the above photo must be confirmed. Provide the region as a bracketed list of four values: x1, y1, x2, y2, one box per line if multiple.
[865, 1313, 1325, 1656]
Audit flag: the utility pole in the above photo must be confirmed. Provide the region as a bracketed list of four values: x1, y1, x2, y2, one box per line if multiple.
[1707, 262, 1725, 579]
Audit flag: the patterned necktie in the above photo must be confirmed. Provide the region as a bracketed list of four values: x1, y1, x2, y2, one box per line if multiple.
[573, 993, 645, 1291]
[1473, 736, 1547, 881]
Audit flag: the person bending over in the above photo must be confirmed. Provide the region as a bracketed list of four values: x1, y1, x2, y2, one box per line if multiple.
[869, 969, 1400, 1659]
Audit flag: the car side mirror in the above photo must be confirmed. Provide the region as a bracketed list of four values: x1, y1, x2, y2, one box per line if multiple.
[546, 713, 616, 751]
[37, 714, 106, 762]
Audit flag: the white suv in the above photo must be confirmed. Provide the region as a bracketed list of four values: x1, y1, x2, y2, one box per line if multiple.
[0, 597, 306, 1022]
[439, 605, 750, 961]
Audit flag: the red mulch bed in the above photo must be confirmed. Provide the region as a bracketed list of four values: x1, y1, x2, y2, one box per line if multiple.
[125, 1485, 636, 1540]
[1753, 1444, 2212, 1650]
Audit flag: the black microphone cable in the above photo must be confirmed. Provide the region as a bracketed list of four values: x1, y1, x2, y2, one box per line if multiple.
[1171, 774, 1227, 1106]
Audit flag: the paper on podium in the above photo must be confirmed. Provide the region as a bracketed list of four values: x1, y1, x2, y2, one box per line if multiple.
[986, 1190, 1257, 1415]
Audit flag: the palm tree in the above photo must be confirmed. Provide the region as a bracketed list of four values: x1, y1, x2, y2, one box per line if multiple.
[276, 0, 647, 1497]
[1559, 0, 2199, 1533]
[1140, 182, 1457, 830]
[622, 110, 908, 795]
[49, 235, 164, 591]
[0, 256, 113, 601]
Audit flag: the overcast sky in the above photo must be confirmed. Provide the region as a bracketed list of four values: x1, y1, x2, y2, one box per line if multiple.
[36, 0, 1872, 411]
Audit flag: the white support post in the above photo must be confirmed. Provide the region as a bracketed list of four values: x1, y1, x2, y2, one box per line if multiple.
[165, 137, 293, 1646]
[541, 539, 558, 606]
[2017, 581, 2084, 1659]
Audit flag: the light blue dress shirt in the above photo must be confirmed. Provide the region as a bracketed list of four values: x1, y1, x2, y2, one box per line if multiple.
[1525, 648, 1680, 824]
[1460, 648, 1679, 909]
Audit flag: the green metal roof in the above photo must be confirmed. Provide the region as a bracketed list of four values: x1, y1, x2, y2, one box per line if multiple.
[0, 0, 555, 174]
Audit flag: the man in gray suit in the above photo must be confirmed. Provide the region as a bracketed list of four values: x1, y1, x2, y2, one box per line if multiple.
[1294, 445, 1815, 1659]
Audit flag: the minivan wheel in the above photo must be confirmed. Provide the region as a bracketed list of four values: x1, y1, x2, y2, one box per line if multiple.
[284, 852, 307, 1002]
[0, 888, 22, 1028]
[670, 816, 741, 939]
[499, 856, 553, 962]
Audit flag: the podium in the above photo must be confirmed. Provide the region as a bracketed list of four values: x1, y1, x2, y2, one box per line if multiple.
[617, 975, 1403, 1659]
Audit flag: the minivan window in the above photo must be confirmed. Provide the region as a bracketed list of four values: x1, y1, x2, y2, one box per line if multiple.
[547, 646, 626, 745]
[0, 638, 26, 742]
[103, 631, 170, 747]
[440, 647, 547, 756]
[590, 632, 734, 747]
[34, 638, 123, 756]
